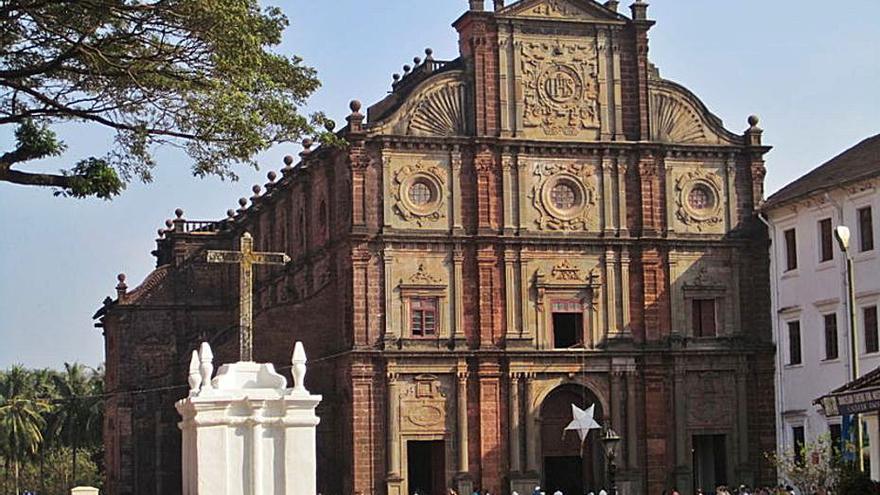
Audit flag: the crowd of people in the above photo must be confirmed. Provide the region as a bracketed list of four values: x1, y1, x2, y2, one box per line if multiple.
[432, 485, 801, 495]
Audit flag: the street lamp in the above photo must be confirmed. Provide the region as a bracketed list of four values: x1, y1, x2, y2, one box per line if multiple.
[835, 225, 864, 471]
[601, 425, 621, 495]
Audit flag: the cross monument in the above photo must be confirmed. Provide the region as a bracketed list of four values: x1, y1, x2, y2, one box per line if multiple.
[207, 232, 290, 362]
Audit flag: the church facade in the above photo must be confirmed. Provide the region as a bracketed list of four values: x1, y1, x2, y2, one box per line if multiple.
[97, 1, 776, 494]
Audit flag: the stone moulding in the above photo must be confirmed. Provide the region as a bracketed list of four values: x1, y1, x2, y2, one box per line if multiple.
[674, 170, 724, 231]
[529, 161, 598, 231]
[392, 161, 447, 226]
[369, 71, 468, 138]
[648, 79, 743, 146]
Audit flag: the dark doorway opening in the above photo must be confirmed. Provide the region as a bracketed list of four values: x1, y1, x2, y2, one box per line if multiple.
[693, 434, 727, 494]
[552, 312, 583, 349]
[407, 440, 445, 495]
[544, 456, 585, 495]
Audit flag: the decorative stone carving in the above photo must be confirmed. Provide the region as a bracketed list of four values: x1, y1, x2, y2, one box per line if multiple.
[401, 374, 449, 433]
[529, 161, 598, 231]
[392, 161, 447, 226]
[686, 372, 735, 428]
[551, 260, 582, 281]
[674, 171, 724, 232]
[407, 82, 467, 137]
[521, 0, 579, 17]
[521, 40, 599, 137]
[503, 0, 619, 21]
[650, 91, 708, 144]
[407, 263, 443, 285]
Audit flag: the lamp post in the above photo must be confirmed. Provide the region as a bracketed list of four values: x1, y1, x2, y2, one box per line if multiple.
[601, 425, 621, 495]
[835, 225, 864, 471]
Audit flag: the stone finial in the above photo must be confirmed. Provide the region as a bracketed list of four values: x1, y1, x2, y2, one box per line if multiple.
[604, 0, 619, 12]
[283, 155, 295, 170]
[198, 342, 214, 390]
[292, 341, 308, 393]
[157, 229, 165, 238]
[237, 197, 248, 213]
[226, 209, 235, 220]
[630, 0, 648, 20]
[267, 171, 277, 183]
[413, 56, 422, 66]
[745, 115, 763, 146]
[187, 350, 202, 394]
[116, 273, 128, 300]
[469, 0, 485, 11]
[392, 73, 401, 87]
[172, 208, 185, 232]
[425, 48, 434, 61]
[402, 64, 411, 75]
[165, 219, 173, 229]
[494, 0, 505, 10]
[300, 138, 313, 159]
[175, 208, 184, 219]
[347, 100, 364, 132]
[250, 184, 262, 201]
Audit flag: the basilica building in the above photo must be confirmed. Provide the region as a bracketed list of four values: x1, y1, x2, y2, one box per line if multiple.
[96, 1, 776, 494]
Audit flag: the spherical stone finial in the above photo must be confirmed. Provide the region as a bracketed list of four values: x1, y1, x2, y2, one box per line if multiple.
[226, 209, 235, 219]
[283, 155, 295, 166]
[413, 56, 422, 65]
[267, 170, 277, 182]
[748, 115, 760, 128]
[174, 208, 184, 219]
[392, 73, 401, 82]
[117, 273, 126, 284]
[425, 47, 434, 58]
[238, 197, 248, 207]
[165, 219, 173, 228]
[252, 184, 262, 195]
[157, 229, 165, 237]
[302, 137, 313, 150]
[349, 99, 362, 114]
[403, 64, 411, 74]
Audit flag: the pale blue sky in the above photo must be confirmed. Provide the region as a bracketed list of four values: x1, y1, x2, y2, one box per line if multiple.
[1, 1, 878, 369]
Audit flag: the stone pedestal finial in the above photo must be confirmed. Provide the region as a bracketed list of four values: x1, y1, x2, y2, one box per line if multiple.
[493, 0, 505, 10]
[745, 115, 764, 146]
[605, 0, 619, 12]
[630, 0, 648, 20]
[292, 341, 308, 394]
[176, 341, 322, 495]
[469, 0, 484, 11]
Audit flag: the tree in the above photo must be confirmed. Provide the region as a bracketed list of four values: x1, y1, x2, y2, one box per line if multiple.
[52, 363, 102, 490]
[0, 366, 49, 495]
[0, 0, 334, 199]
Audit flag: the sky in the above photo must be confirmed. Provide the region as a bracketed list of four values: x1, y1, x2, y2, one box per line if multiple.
[0, 0, 878, 370]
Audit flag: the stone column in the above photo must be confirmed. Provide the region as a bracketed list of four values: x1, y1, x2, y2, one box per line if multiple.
[605, 249, 619, 338]
[452, 147, 464, 233]
[724, 153, 736, 231]
[524, 373, 539, 473]
[502, 152, 515, 233]
[602, 154, 615, 234]
[617, 153, 629, 236]
[383, 248, 396, 344]
[453, 245, 465, 343]
[626, 370, 638, 469]
[504, 248, 519, 340]
[620, 249, 632, 336]
[509, 373, 522, 473]
[387, 373, 401, 478]
[457, 371, 469, 474]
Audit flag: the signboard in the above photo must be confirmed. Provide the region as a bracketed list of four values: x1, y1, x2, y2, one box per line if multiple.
[822, 386, 880, 416]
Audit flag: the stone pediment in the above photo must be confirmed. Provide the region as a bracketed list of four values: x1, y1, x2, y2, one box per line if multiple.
[498, 0, 625, 22]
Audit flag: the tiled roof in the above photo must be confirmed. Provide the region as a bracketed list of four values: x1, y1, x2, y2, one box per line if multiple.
[764, 133, 880, 209]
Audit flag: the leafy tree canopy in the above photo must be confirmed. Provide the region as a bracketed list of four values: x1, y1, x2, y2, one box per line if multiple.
[0, 0, 335, 199]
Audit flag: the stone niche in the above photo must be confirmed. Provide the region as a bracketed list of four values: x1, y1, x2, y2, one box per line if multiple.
[666, 160, 734, 236]
[383, 151, 453, 231]
[668, 251, 741, 338]
[521, 157, 602, 233]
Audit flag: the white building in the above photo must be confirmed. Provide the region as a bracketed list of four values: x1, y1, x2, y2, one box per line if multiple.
[763, 133, 880, 476]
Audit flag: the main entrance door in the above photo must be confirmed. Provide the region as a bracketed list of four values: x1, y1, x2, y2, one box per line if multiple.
[693, 434, 728, 494]
[541, 385, 604, 493]
[407, 440, 445, 495]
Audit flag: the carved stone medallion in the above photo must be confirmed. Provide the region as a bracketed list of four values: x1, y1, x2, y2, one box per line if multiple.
[521, 41, 599, 137]
[530, 161, 597, 231]
[392, 161, 446, 226]
[675, 171, 724, 231]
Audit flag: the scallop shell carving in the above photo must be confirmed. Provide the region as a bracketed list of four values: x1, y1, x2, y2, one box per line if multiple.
[650, 92, 708, 144]
[407, 83, 466, 137]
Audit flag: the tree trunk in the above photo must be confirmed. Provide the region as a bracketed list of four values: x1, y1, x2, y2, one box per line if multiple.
[72, 438, 78, 490]
[39, 448, 44, 495]
[12, 459, 18, 495]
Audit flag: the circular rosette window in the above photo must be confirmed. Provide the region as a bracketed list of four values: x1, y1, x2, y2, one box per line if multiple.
[400, 173, 443, 218]
[542, 174, 589, 220]
[681, 180, 722, 222]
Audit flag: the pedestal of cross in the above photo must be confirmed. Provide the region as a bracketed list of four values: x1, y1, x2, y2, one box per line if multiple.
[207, 232, 290, 362]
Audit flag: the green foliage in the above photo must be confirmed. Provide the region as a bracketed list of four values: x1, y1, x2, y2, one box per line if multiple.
[766, 435, 838, 494]
[837, 463, 880, 494]
[0, 0, 334, 198]
[0, 364, 104, 493]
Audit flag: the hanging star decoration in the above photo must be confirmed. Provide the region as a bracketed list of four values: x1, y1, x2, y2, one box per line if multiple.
[565, 403, 602, 443]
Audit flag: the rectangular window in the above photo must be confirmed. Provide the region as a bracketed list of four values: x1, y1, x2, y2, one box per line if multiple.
[793, 425, 806, 465]
[829, 423, 843, 454]
[860, 207, 875, 252]
[785, 228, 798, 271]
[410, 298, 438, 337]
[819, 218, 834, 262]
[824, 313, 839, 360]
[788, 321, 802, 365]
[552, 300, 583, 349]
[866, 306, 879, 354]
[692, 299, 717, 337]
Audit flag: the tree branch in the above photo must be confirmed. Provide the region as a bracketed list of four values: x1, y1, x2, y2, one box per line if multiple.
[0, 166, 73, 189]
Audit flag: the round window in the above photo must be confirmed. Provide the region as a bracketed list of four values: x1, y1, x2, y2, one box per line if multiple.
[550, 181, 579, 211]
[688, 185, 715, 210]
[408, 180, 434, 206]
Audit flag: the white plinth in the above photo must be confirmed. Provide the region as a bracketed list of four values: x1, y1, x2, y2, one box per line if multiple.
[176, 346, 321, 495]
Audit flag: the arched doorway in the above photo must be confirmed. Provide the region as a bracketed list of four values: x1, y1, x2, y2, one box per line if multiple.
[540, 384, 605, 495]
